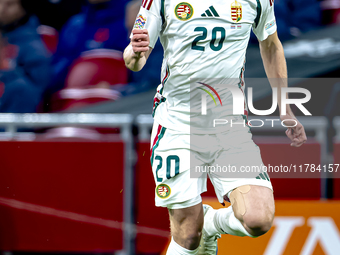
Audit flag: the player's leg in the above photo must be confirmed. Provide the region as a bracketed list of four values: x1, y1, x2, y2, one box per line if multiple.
[205, 184, 274, 238]
[150, 121, 207, 254]
[210, 123, 274, 237]
[230, 185, 274, 236]
[199, 184, 274, 255]
[166, 202, 203, 254]
[198, 123, 275, 254]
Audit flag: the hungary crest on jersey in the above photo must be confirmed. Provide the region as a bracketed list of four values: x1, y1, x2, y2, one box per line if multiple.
[175, 2, 194, 21]
[156, 184, 171, 198]
[231, 0, 242, 22]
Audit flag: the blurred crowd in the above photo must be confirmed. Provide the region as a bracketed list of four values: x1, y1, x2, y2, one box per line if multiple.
[0, 0, 338, 113]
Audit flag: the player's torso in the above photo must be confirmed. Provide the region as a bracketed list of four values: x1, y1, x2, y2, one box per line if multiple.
[160, 0, 260, 78]
[152, 0, 263, 132]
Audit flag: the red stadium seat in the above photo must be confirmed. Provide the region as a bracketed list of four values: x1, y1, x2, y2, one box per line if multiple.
[37, 25, 59, 54]
[51, 49, 128, 112]
[321, 0, 340, 24]
[66, 49, 128, 88]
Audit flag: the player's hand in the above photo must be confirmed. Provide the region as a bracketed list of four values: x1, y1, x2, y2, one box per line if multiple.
[131, 29, 150, 58]
[280, 115, 307, 147]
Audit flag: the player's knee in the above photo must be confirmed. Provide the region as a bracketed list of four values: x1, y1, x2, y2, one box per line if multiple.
[171, 220, 202, 249]
[177, 229, 202, 250]
[243, 208, 274, 237]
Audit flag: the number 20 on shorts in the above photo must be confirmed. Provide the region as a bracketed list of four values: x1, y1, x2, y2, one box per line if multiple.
[155, 155, 180, 182]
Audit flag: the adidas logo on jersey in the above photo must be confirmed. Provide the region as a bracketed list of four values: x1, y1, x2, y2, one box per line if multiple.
[201, 6, 220, 17]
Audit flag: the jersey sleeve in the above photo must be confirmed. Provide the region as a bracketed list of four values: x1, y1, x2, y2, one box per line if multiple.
[131, 0, 162, 48]
[252, 0, 277, 41]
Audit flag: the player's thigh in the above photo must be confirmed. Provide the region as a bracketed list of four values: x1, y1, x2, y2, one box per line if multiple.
[210, 125, 273, 204]
[230, 185, 275, 224]
[217, 127, 275, 221]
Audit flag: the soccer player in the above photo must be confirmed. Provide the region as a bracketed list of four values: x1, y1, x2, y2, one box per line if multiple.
[124, 0, 307, 254]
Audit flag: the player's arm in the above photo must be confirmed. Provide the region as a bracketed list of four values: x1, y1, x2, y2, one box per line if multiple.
[259, 31, 288, 113]
[259, 32, 307, 147]
[124, 29, 153, 72]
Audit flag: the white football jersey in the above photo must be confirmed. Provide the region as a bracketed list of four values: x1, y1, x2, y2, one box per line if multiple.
[133, 0, 277, 133]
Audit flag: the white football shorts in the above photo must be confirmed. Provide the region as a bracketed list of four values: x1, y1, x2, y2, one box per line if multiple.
[150, 119, 273, 209]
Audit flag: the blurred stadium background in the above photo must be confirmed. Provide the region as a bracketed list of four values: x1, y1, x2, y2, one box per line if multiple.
[0, 0, 340, 254]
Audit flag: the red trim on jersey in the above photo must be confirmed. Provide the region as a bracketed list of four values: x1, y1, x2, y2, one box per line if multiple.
[142, 0, 147, 8]
[269, 0, 274, 6]
[150, 124, 162, 155]
[146, 0, 154, 10]
[244, 109, 248, 118]
[162, 66, 169, 85]
[153, 96, 160, 108]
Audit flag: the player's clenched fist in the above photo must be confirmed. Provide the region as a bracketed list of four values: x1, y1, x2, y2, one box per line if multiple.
[123, 29, 152, 71]
[131, 29, 150, 58]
